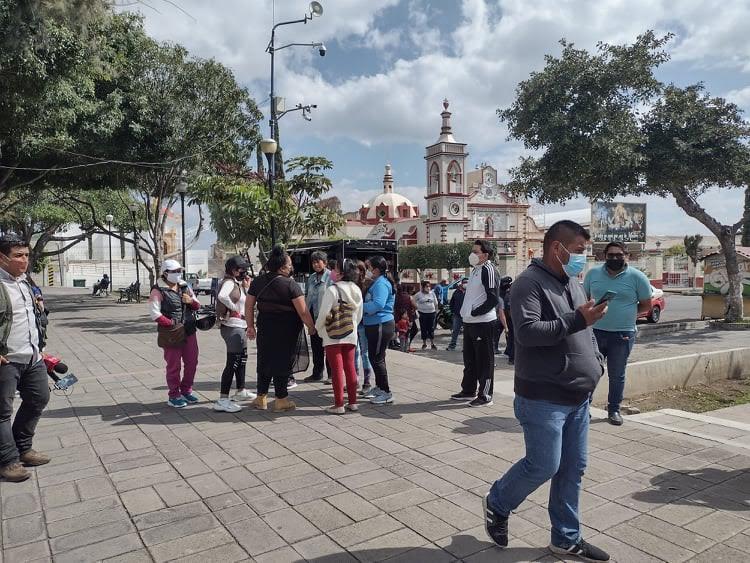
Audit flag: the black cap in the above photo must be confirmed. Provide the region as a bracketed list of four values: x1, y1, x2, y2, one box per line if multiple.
[225, 255, 250, 273]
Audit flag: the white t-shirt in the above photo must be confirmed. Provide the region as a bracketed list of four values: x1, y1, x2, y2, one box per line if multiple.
[414, 290, 438, 314]
[218, 279, 247, 328]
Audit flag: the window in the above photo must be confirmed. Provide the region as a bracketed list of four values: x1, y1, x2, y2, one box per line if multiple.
[484, 217, 493, 236]
[429, 163, 440, 194]
[447, 161, 462, 193]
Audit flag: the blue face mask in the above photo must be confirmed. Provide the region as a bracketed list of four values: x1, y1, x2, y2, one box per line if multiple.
[559, 246, 587, 277]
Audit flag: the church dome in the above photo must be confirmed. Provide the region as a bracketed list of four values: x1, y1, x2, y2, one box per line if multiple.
[360, 165, 418, 222]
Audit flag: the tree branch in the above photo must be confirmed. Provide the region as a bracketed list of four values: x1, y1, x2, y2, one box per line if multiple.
[671, 188, 725, 237]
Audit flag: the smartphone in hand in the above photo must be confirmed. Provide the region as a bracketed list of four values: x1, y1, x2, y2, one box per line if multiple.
[595, 290, 618, 306]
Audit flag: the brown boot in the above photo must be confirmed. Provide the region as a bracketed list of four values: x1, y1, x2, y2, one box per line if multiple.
[19, 450, 51, 466]
[0, 462, 31, 482]
[273, 397, 296, 412]
[251, 394, 268, 410]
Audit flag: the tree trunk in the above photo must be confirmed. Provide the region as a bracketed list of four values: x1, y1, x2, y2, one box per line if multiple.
[742, 186, 750, 247]
[719, 232, 744, 321]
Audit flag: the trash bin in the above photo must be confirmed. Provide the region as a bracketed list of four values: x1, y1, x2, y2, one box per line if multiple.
[73, 279, 86, 288]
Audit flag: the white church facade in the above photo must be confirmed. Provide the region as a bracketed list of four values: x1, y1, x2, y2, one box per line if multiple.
[342, 100, 545, 276]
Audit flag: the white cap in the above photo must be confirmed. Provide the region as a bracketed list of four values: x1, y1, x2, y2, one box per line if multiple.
[161, 259, 183, 273]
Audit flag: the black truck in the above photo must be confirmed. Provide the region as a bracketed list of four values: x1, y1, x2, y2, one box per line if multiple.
[288, 239, 399, 279]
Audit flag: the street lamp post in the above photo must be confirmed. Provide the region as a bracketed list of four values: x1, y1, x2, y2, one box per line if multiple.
[127, 203, 141, 302]
[266, 1, 324, 179]
[105, 214, 114, 294]
[176, 171, 188, 269]
[260, 138, 278, 247]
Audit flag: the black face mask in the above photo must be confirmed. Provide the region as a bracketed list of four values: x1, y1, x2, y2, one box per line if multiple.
[235, 271, 247, 282]
[606, 258, 625, 271]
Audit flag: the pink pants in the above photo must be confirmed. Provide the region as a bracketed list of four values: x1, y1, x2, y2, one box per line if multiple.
[325, 344, 358, 407]
[163, 333, 199, 398]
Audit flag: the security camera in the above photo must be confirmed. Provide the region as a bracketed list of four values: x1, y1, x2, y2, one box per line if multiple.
[319, 44, 327, 57]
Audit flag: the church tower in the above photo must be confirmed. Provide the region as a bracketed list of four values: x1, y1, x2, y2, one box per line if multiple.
[424, 99, 469, 244]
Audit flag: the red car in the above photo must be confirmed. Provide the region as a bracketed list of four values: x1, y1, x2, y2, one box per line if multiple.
[637, 285, 666, 323]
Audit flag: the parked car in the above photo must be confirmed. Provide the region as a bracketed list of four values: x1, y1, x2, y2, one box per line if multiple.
[638, 285, 666, 323]
[186, 273, 213, 295]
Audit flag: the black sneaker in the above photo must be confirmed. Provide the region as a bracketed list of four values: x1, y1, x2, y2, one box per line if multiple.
[549, 539, 610, 562]
[450, 391, 476, 401]
[304, 374, 323, 383]
[470, 396, 494, 407]
[482, 494, 508, 548]
[446, 345, 456, 351]
[608, 411, 623, 426]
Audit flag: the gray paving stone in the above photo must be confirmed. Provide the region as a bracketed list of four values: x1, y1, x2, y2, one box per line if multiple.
[281, 480, 348, 506]
[419, 497, 482, 531]
[102, 548, 154, 562]
[582, 501, 640, 532]
[296, 499, 354, 532]
[54, 533, 144, 563]
[40, 482, 79, 509]
[688, 542, 750, 562]
[120, 486, 165, 516]
[44, 495, 121, 523]
[347, 527, 428, 562]
[293, 534, 356, 562]
[608, 522, 695, 562]
[46, 506, 131, 538]
[327, 514, 402, 548]
[140, 514, 220, 546]
[204, 492, 243, 511]
[3, 539, 51, 562]
[50, 520, 136, 554]
[685, 511, 750, 542]
[1, 491, 42, 519]
[186, 472, 232, 498]
[630, 513, 715, 553]
[253, 545, 303, 563]
[237, 485, 290, 514]
[147, 526, 235, 563]
[377, 486, 438, 512]
[262, 507, 322, 544]
[391, 506, 458, 541]
[75, 475, 116, 500]
[132, 501, 209, 531]
[166, 541, 248, 563]
[2, 512, 47, 548]
[326, 491, 381, 522]
[225, 517, 287, 556]
[153, 481, 200, 507]
[215, 503, 256, 526]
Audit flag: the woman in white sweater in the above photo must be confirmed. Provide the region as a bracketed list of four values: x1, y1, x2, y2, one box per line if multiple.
[315, 259, 364, 414]
[414, 280, 439, 350]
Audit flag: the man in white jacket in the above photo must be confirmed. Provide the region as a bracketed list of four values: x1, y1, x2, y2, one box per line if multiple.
[314, 259, 363, 414]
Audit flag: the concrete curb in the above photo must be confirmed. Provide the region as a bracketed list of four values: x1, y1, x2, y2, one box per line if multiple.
[592, 346, 750, 402]
[637, 320, 709, 340]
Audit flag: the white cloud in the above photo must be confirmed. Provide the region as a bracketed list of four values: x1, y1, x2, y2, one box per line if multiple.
[726, 86, 750, 112]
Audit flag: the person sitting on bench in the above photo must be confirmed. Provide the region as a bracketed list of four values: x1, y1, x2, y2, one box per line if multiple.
[92, 274, 110, 296]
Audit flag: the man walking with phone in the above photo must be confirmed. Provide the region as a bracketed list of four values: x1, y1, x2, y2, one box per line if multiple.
[583, 241, 652, 426]
[483, 220, 610, 562]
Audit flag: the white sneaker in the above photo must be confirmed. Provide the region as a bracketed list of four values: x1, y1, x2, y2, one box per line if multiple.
[326, 405, 345, 415]
[346, 403, 359, 412]
[214, 398, 242, 413]
[232, 389, 257, 401]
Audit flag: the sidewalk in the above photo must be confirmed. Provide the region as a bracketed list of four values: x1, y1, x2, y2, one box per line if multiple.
[2, 290, 749, 562]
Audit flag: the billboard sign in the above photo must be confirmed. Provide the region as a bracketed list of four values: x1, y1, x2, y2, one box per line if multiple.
[591, 202, 646, 243]
[703, 253, 750, 297]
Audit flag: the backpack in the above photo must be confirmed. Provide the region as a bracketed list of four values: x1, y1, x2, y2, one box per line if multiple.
[216, 277, 242, 321]
[324, 285, 355, 340]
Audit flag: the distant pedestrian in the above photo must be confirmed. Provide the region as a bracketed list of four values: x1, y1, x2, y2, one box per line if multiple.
[583, 241, 652, 426]
[304, 251, 333, 383]
[451, 240, 500, 407]
[447, 279, 466, 350]
[246, 246, 316, 413]
[148, 260, 202, 408]
[0, 235, 51, 483]
[92, 274, 110, 296]
[483, 220, 609, 562]
[396, 312, 411, 352]
[414, 281, 438, 350]
[434, 279, 449, 305]
[315, 259, 363, 414]
[361, 256, 396, 404]
[354, 260, 373, 393]
[394, 284, 417, 351]
[214, 256, 256, 413]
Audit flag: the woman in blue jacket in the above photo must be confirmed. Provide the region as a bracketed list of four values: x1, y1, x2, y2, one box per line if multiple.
[361, 255, 396, 404]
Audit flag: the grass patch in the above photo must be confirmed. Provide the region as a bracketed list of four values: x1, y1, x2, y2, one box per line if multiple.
[605, 378, 750, 413]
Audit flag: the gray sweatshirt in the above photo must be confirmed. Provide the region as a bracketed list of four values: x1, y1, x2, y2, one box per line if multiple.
[510, 259, 604, 405]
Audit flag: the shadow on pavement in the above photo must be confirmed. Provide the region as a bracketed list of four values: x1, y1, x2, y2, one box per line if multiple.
[54, 317, 152, 335]
[453, 415, 522, 435]
[631, 467, 750, 511]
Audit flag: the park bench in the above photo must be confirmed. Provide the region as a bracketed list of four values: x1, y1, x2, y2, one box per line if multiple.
[117, 281, 141, 303]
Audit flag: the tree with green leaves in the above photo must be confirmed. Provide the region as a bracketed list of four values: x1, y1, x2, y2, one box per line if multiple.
[195, 156, 343, 261]
[500, 32, 750, 320]
[398, 242, 475, 280]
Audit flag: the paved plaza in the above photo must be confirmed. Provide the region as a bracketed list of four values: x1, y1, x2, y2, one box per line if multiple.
[2, 289, 750, 562]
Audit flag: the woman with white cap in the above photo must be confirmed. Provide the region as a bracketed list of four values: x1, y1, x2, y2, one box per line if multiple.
[148, 259, 202, 408]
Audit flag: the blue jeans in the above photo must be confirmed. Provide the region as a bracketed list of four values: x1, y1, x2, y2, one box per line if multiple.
[488, 396, 589, 549]
[593, 329, 635, 414]
[356, 324, 371, 382]
[449, 315, 462, 347]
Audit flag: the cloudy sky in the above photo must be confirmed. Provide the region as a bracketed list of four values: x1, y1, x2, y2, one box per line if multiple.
[126, 0, 750, 243]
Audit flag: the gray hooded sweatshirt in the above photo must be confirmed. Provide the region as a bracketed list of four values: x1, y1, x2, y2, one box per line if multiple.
[510, 258, 604, 405]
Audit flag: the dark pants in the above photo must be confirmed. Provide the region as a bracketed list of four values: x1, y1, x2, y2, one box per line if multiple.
[310, 332, 331, 379]
[504, 311, 515, 361]
[256, 312, 301, 399]
[461, 321, 495, 400]
[419, 312, 436, 341]
[593, 329, 636, 414]
[493, 319, 504, 352]
[365, 320, 395, 393]
[0, 359, 50, 467]
[449, 315, 463, 348]
[220, 325, 247, 395]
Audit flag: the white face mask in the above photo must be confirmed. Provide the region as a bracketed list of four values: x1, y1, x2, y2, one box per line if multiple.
[468, 253, 480, 267]
[166, 272, 182, 284]
[365, 270, 373, 280]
